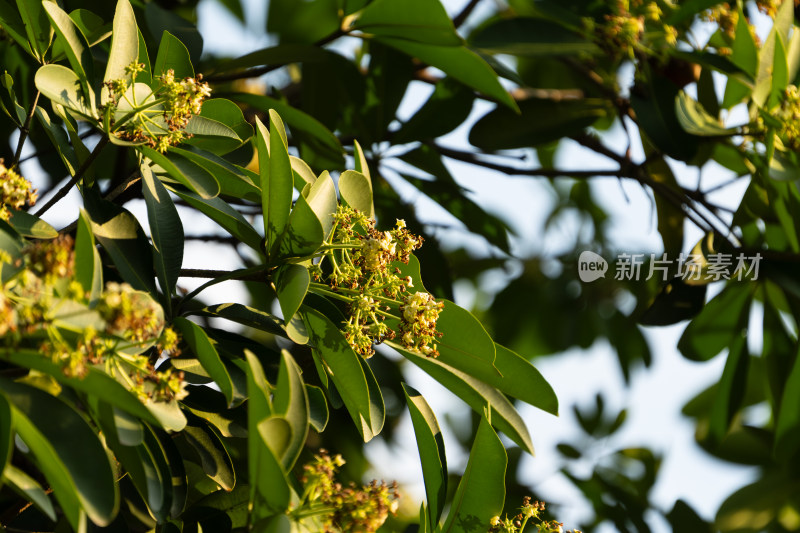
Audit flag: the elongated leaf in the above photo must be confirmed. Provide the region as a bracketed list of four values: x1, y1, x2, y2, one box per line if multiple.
[43, 1, 94, 111]
[17, 0, 51, 61]
[390, 342, 534, 453]
[34, 105, 79, 174]
[84, 189, 158, 295]
[306, 385, 329, 432]
[709, 334, 749, 442]
[170, 146, 260, 202]
[441, 418, 506, 533]
[143, 146, 220, 199]
[353, 0, 460, 46]
[676, 91, 735, 136]
[272, 351, 309, 470]
[275, 264, 310, 324]
[775, 343, 800, 461]
[34, 64, 94, 119]
[190, 303, 301, 341]
[141, 163, 183, 310]
[183, 423, 236, 491]
[471, 17, 599, 56]
[175, 317, 235, 407]
[3, 464, 56, 521]
[186, 98, 252, 154]
[0, 393, 10, 476]
[378, 37, 517, 111]
[678, 283, 753, 361]
[1, 349, 185, 430]
[169, 188, 263, 251]
[185, 115, 241, 140]
[403, 384, 446, 529]
[302, 307, 379, 441]
[2, 379, 118, 527]
[0, 1, 31, 56]
[74, 209, 102, 301]
[257, 112, 294, 258]
[7, 209, 57, 239]
[103, 0, 138, 104]
[153, 30, 193, 79]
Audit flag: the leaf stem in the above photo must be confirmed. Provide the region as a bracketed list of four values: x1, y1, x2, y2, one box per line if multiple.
[33, 136, 110, 217]
[12, 91, 40, 168]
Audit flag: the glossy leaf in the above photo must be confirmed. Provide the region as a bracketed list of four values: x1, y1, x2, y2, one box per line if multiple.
[675, 91, 735, 136]
[143, 146, 220, 199]
[0, 1, 31, 57]
[403, 384, 446, 529]
[2, 378, 118, 527]
[272, 350, 309, 470]
[21, 0, 52, 62]
[103, 0, 138, 104]
[175, 317, 235, 407]
[275, 264, 310, 324]
[306, 384, 329, 432]
[170, 146, 260, 202]
[141, 163, 183, 309]
[3, 464, 57, 521]
[441, 417, 506, 533]
[390, 342, 534, 453]
[185, 98, 253, 155]
[183, 423, 236, 491]
[153, 30, 194, 79]
[84, 189, 158, 295]
[353, 0, 460, 46]
[74, 209, 103, 301]
[7, 209, 57, 239]
[43, 1, 94, 111]
[257, 112, 294, 258]
[301, 307, 379, 441]
[471, 17, 599, 56]
[339, 170, 374, 219]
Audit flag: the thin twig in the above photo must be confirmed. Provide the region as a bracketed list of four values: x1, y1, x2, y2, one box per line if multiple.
[104, 170, 142, 202]
[33, 136, 110, 217]
[12, 91, 40, 168]
[206, 30, 346, 83]
[431, 143, 622, 178]
[453, 0, 481, 29]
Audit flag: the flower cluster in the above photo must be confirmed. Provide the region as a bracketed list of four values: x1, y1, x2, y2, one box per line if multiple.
[103, 62, 211, 152]
[299, 450, 399, 533]
[775, 85, 800, 149]
[583, 1, 677, 61]
[0, 160, 37, 221]
[488, 498, 580, 533]
[0, 237, 186, 401]
[309, 205, 443, 358]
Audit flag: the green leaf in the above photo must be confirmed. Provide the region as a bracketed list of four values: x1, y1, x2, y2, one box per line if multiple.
[43, 1, 94, 111]
[276, 264, 310, 323]
[183, 423, 236, 491]
[390, 342, 534, 453]
[352, 0, 460, 46]
[291, 155, 317, 189]
[153, 30, 193, 79]
[402, 384, 446, 529]
[74, 209, 103, 301]
[774, 343, 800, 461]
[678, 283, 753, 361]
[0, 393, 10, 476]
[753, 0, 793, 108]
[3, 464, 57, 521]
[648, 156, 685, 257]
[470, 97, 607, 150]
[169, 146, 260, 202]
[169, 188, 263, 252]
[2, 349, 185, 431]
[305, 384, 329, 432]
[34, 105, 79, 173]
[34, 64, 94, 119]
[84, 189, 158, 295]
[102, 0, 138, 105]
[6, 209, 57, 239]
[2, 378, 118, 527]
[675, 91, 736, 136]
[211, 43, 331, 76]
[0, 2, 30, 57]
[709, 334, 749, 442]
[190, 303, 301, 341]
[301, 307, 379, 441]
[339, 170, 374, 219]
[353, 140, 370, 181]
[185, 115, 241, 141]
[143, 147, 220, 199]
[256, 112, 294, 258]
[231, 93, 343, 165]
[394, 79, 474, 143]
[141, 163, 183, 311]
[272, 350, 309, 470]
[175, 317, 235, 407]
[441, 418, 506, 533]
[185, 98, 253, 155]
[266, 0, 338, 44]
[17, 0, 52, 62]
[378, 37, 517, 111]
[471, 17, 599, 56]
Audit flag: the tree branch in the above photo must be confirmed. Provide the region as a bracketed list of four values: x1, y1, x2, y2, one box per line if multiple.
[33, 136, 110, 217]
[453, 0, 482, 29]
[12, 91, 40, 168]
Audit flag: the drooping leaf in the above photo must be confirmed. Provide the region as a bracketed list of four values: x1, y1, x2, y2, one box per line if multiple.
[441, 417, 506, 533]
[403, 384, 447, 529]
[175, 317, 235, 407]
[3, 464, 57, 521]
[183, 422, 236, 491]
[678, 283, 753, 361]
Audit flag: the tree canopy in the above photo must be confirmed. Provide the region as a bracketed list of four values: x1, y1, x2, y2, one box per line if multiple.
[0, 0, 799, 532]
